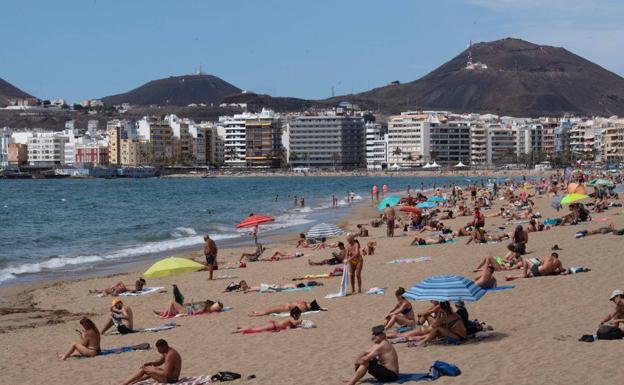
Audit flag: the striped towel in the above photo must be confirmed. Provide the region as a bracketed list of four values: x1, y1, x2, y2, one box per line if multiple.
[108, 322, 178, 335]
[134, 374, 213, 385]
[387, 257, 431, 264]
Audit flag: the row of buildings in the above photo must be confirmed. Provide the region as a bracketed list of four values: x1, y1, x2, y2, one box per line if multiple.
[2, 109, 624, 170]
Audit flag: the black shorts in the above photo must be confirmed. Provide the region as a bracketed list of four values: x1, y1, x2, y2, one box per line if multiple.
[368, 359, 398, 382]
[167, 377, 179, 384]
[327, 257, 341, 265]
[117, 324, 134, 334]
[205, 253, 216, 266]
[530, 263, 541, 277]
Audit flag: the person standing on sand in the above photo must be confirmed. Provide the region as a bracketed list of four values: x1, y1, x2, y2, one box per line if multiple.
[382, 184, 388, 197]
[204, 234, 218, 280]
[344, 325, 399, 385]
[60, 317, 100, 360]
[372, 185, 378, 201]
[385, 204, 395, 237]
[345, 234, 363, 293]
[119, 339, 181, 385]
[101, 298, 134, 335]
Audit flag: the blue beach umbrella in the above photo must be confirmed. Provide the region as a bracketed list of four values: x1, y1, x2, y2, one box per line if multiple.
[427, 196, 446, 203]
[377, 196, 401, 211]
[416, 201, 437, 209]
[403, 275, 486, 302]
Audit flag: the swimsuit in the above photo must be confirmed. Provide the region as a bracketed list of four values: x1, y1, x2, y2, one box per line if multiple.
[530, 263, 541, 277]
[368, 359, 398, 382]
[401, 306, 413, 316]
[205, 253, 216, 266]
[167, 377, 180, 383]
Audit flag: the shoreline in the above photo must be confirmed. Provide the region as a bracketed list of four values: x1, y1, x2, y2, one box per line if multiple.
[162, 169, 551, 178]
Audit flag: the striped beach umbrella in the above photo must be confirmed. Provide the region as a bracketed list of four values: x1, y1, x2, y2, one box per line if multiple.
[403, 275, 486, 302]
[307, 223, 343, 239]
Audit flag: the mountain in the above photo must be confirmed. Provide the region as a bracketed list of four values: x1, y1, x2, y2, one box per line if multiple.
[332, 38, 624, 117]
[0, 78, 35, 107]
[101, 74, 242, 106]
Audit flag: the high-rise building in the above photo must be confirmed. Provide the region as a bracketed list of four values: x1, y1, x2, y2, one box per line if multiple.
[486, 124, 516, 165]
[245, 109, 283, 168]
[8, 143, 28, 166]
[386, 113, 430, 167]
[365, 122, 387, 170]
[603, 119, 624, 164]
[27, 133, 67, 166]
[428, 121, 471, 165]
[219, 115, 247, 167]
[469, 123, 487, 166]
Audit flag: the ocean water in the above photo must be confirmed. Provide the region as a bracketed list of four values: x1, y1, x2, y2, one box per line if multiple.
[0, 175, 487, 285]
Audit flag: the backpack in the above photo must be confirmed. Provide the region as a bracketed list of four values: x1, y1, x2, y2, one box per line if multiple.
[596, 325, 624, 340]
[211, 371, 242, 382]
[429, 361, 461, 379]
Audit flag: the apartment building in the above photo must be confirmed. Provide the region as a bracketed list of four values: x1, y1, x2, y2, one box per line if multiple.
[486, 124, 516, 165]
[603, 119, 624, 163]
[120, 139, 149, 167]
[8, 143, 28, 165]
[0, 130, 11, 167]
[245, 109, 283, 168]
[365, 122, 387, 170]
[288, 113, 365, 169]
[219, 114, 247, 167]
[428, 121, 470, 165]
[469, 123, 487, 165]
[27, 133, 67, 166]
[386, 113, 429, 167]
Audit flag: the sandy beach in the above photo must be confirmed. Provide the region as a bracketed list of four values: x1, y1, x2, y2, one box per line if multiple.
[2, 186, 624, 385]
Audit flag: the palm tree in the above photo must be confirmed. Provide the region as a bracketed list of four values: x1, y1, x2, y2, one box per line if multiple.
[391, 147, 402, 166]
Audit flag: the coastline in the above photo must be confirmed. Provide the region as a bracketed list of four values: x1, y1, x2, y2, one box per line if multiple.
[162, 169, 551, 178]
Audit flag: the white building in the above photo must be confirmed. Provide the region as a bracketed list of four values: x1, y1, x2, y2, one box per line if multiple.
[469, 123, 487, 165]
[27, 133, 68, 166]
[219, 114, 247, 167]
[1, 128, 12, 167]
[486, 123, 516, 165]
[365, 123, 387, 170]
[386, 113, 430, 167]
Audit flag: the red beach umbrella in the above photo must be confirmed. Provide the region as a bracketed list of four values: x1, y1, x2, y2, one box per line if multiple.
[400, 206, 422, 215]
[236, 214, 274, 229]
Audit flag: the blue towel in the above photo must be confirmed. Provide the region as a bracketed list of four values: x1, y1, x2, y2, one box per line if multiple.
[364, 373, 432, 383]
[485, 285, 514, 291]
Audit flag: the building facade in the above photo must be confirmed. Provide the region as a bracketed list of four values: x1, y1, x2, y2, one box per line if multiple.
[245, 110, 283, 168]
[27, 134, 67, 166]
[386, 114, 429, 167]
[428, 121, 471, 165]
[8, 143, 28, 166]
[365, 123, 387, 170]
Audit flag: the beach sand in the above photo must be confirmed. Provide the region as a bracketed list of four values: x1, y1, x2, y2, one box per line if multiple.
[2, 190, 624, 385]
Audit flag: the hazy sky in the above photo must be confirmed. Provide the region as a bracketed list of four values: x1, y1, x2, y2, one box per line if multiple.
[2, 0, 623, 102]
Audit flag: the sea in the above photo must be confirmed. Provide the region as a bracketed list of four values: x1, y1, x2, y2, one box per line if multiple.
[0, 175, 496, 286]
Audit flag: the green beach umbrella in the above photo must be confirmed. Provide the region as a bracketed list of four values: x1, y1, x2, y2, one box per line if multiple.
[144, 257, 205, 278]
[587, 179, 614, 188]
[377, 196, 401, 211]
[560, 193, 590, 205]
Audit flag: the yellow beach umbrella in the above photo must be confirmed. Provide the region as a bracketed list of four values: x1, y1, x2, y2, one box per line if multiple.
[560, 193, 589, 206]
[144, 257, 204, 278]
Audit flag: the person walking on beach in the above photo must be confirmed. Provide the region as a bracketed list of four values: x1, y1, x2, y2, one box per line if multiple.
[344, 325, 399, 385]
[385, 204, 396, 237]
[204, 234, 218, 280]
[119, 339, 181, 385]
[101, 298, 134, 335]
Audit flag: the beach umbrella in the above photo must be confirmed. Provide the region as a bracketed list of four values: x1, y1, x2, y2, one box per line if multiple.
[400, 206, 422, 215]
[236, 214, 274, 229]
[587, 179, 614, 188]
[144, 257, 205, 278]
[404, 275, 486, 302]
[560, 193, 590, 205]
[416, 201, 437, 209]
[377, 196, 401, 210]
[306, 223, 343, 239]
[427, 196, 446, 203]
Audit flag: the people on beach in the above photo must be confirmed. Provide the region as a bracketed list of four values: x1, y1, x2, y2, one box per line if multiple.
[60, 317, 101, 360]
[203, 234, 218, 280]
[506, 252, 564, 280]
[600, 290, 624, 328]
[384, 204, 395, 237]
[155, 299, 223, 318]
[102, 298, 134, 335]
[236, 280, 322, 293]
[118, 339, 181, 385]
[308, 242, 346, 265]
[355, 224, 369, 237]
[575, 223, 616, 238]
[296, 233, 309, 248]
[410, 235, 449, 246]
[345, 234, 363, 293]
[383, 287, 416, 329]
[344, 325, 399, 385]
[261, 250, 304, 261]
[89, 278, 145, 296]
[234, 307, 302, 334]
[249, 299, 322, 316]
[474, 265, 497, 289]
[239, 243, 265, 262]
[407, 301, 467, 347]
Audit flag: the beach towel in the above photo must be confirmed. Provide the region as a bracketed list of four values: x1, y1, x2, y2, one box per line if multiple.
[108, 322, 178, 335]
[367, 287, 386, 295]
[387, 257, 431, 264]
[485, 285, 514, 291]
[134, 374, 213, 385]
[159, 307, 232, 320]
[325, 262, 350, 299]
[292, 273, 333, 281]
[119, 287, 164, 297]
[74, 343, 151, 359]
[271, 309, 326, 317]
[413, 238, 458, 247]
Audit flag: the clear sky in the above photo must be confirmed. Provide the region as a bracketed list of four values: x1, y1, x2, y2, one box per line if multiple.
[2, 0, 623, 103]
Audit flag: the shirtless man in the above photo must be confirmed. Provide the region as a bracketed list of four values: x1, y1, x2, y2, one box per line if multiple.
[474, 265, 497, 289]
[203, 234, 218, 280]
[506, 252, 564, 280]
[344, 325, 399, 385]
[384, 204, 396, 237]
[309, 242, 346, 265]
[355, 224, 369, 237]
[600, 290, 624, 328]
[119, 339, 182, 385]
[102, 298, 134, 335]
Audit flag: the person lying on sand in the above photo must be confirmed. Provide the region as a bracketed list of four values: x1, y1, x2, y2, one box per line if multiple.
[474, 265, 497, 289]
[249, 299, 322, 316]
[599, 290, 624, 328]
[59, 317, 101, 360]
[237, 280, 322, 293]
[466, 227, 487, 244]
[407, 301, 467, 347]
[505, 252, 565, 280]
[310, 237, 327, 250]
[261, 250, 303, 261]
[238, 244, 265, 262]
[154, 299, 223, 318]
[102, 298, 134, 335]
[234, 307, 302, 334]
[410, 235, 449, 246]
[576, 223, 615, 238]
[118, 339, 181, 385]
[89, 278, 145, 296]
[308, 242, 346, 265]
[473, 255, 521, 272]
[383, 287, 416, 330]
[344, 325, 399, 385]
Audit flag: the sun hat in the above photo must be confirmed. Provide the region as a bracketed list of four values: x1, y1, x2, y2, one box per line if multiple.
[609, 289, 624, 301]
[112, 298, 122, 306]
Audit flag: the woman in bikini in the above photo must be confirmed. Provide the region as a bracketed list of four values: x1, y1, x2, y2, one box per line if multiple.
[409, 301, 467, 346]
[345, 234, 363, 294]
[154, 299, 223, 318]
[384, 287, 416, 329]
[233, 307, 302, 334]
[248, 299, 322, 316]
[60, 317, 101, 360]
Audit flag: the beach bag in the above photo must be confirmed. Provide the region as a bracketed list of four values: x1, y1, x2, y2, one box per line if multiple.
[211, 371, 241, 382]
[429, 361, 461, 379]
[596, 325, 624, 340]
[173, 285, 184, 305]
